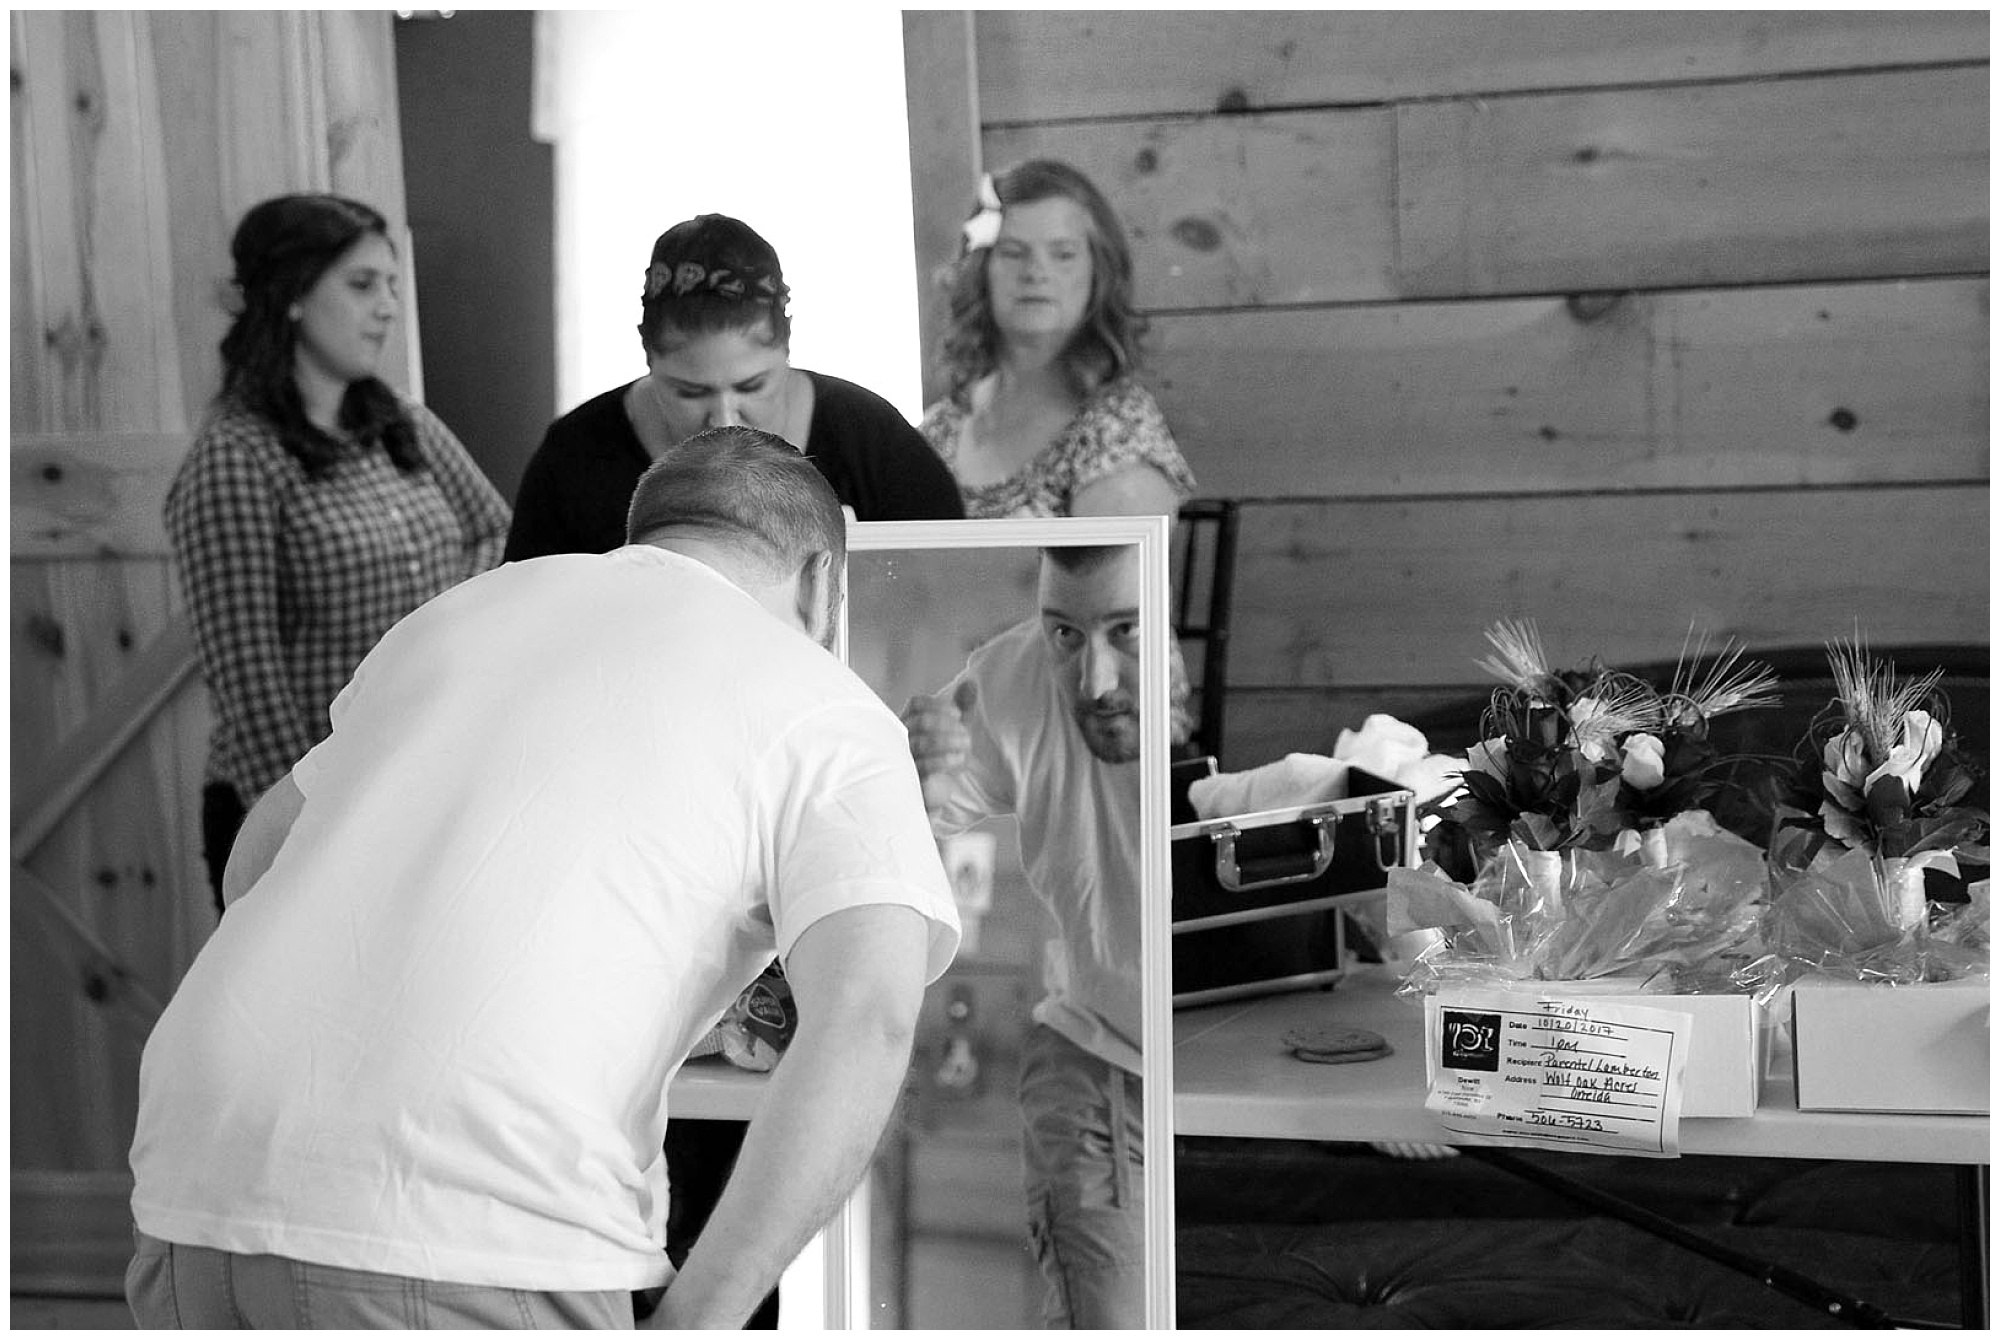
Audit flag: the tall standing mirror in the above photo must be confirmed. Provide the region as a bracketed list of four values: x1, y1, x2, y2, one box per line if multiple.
[822, 517, 1175, 1329]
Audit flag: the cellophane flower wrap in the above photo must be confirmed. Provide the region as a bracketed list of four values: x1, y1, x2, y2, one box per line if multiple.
[1743, 639, 1989, 988]
[1392, 621, 1777, 997]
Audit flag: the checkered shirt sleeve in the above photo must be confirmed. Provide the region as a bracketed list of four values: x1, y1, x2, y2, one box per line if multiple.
[409, 401, 511, 573]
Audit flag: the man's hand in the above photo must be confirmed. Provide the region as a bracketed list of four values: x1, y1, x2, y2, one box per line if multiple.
[643, 904, 931, 1330]
[901, 680, 976, 815]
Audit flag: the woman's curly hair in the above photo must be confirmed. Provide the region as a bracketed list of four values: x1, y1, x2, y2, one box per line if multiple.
[936, 159, 1147, 399]
[219, 193, 421, 476]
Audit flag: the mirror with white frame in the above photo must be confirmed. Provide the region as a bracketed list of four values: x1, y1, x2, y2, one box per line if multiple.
[817, 517, 1176, 1330]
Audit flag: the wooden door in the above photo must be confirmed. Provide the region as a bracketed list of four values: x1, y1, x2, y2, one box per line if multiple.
[10, 9, 411, 1292]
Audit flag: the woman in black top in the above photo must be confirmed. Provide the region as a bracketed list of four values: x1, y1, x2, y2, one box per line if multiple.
[506, 213, 961, 560]
[508, 214, 956, 1331]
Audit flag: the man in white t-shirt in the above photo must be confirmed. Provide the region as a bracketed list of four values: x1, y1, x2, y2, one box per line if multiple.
[900, 543, 1150, 1329]
[127, 426, 960, 1330]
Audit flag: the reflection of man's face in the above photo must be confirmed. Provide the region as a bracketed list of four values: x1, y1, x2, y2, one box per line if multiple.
[1039, 547, 1143, 764]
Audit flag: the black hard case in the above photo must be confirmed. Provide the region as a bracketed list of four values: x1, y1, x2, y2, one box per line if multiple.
[1169, 761, 1417, 1007]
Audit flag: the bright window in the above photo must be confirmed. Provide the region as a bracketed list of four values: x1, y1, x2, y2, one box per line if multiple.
[533, 10, 924, 423]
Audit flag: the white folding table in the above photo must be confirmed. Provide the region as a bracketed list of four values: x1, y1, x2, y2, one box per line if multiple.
[1174, 966, 1990, 1326]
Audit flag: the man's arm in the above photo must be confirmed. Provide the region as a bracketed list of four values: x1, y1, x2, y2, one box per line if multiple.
[220, 773, 304, 908]
[647, 902, 931, 1330]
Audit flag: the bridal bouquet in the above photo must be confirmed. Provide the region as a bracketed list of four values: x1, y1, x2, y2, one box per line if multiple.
[1393, 620, 1777, 993]
[1748, 638, 1989, 986]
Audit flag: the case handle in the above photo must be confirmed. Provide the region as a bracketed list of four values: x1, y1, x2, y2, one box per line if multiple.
[1212, 814, 1339, 893]
[1365, 795, 1406, 872]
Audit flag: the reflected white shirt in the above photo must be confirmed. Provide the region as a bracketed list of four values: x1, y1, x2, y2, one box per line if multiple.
[931, 618, 1144, 1073]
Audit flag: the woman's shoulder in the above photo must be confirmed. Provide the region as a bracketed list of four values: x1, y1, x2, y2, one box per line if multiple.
[1080, 373, 1167, 423]
[915, 383, 972, 440]
[802, 370, 936, 455]
[182, 400, 294, 476]
[167, 403, 303, 524]
[545, 384, 637, 437]
[916, 383, 968, 420]
[192, 396, 278, 442]
[519, 385, 643, 474]
[803, 369, 912, 424]
[1057, 376, 1174, 455]
[393, 393, 457, 444]
[1060, 374, 1196, 497]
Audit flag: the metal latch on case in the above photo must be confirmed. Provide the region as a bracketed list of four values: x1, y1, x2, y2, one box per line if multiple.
[1365, 795, 1404, 872]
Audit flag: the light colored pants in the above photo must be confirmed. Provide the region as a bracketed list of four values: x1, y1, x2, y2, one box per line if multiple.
[1018, 1025, 1146, 1329]
[124, 1229, 633, 1329]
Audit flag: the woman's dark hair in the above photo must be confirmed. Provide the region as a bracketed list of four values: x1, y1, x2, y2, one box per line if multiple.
[218, 193, 421, 476]
[637, 214, 792, 356]
[938, 158, 1147, 399]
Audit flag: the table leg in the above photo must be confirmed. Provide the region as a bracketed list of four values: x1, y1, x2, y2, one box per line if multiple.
[1958, 1164, 1989, 1329]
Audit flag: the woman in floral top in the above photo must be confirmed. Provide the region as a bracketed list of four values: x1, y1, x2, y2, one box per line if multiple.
[920, 158, 1196, 519]
[166, 194, 509, 916]
[917, 158, 1200, 1333]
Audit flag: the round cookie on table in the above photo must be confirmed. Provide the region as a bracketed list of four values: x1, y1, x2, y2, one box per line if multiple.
[1282, 1023, 1393, 1065]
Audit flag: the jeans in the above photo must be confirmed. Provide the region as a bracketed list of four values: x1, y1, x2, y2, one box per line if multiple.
[1018, 1025, 1146, 1329]
[125, 1229, 633, 1329]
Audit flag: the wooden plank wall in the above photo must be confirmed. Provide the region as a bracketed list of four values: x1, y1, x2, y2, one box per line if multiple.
[9, 7, 411, 1230]
[906, 10, 1989, 769]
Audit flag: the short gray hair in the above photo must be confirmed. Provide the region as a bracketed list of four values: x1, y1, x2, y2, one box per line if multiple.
[626, 426, 846, 578]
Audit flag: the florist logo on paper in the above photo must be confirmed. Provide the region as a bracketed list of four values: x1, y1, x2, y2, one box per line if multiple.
[1440, 1010, 1502, 1072]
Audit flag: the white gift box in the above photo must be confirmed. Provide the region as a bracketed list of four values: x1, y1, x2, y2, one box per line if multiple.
[1790, 978, 1990, 1115]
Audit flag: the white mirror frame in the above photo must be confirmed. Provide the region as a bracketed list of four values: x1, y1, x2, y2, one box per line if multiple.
[816, 516, 1178, 1329]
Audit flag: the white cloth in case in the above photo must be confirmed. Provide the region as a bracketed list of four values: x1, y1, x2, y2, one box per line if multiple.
[1189, 714, 1466, 819]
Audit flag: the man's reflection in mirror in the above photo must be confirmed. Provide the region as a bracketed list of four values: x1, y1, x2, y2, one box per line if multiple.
[901, 544, 1151, 1328]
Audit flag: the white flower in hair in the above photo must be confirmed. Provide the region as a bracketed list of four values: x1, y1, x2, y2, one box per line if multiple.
[672, 262, 707, 296]
[960, 174, 1004, 253]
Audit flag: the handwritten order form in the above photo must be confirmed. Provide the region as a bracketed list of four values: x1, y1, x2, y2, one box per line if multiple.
[1423, 989, 1691, 1157]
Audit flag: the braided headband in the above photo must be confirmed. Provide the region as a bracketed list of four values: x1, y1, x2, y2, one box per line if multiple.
[644, 260, 783, 304]
[960, 173, 1003, 253]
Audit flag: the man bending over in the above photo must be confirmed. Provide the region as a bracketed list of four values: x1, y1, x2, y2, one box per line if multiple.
[126, 427, 959, 1329]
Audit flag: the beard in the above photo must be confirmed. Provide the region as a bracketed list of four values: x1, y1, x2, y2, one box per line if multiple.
[1074, 696, 1141, 764]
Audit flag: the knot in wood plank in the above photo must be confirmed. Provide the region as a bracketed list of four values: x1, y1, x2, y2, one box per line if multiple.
[1171, 217, 1224, 253]
[24, 612, 66, 659]
[1564, 292, 1627, 323]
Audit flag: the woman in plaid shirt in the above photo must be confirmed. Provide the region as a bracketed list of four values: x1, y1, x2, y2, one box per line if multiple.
[166, 194, 510, 916]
